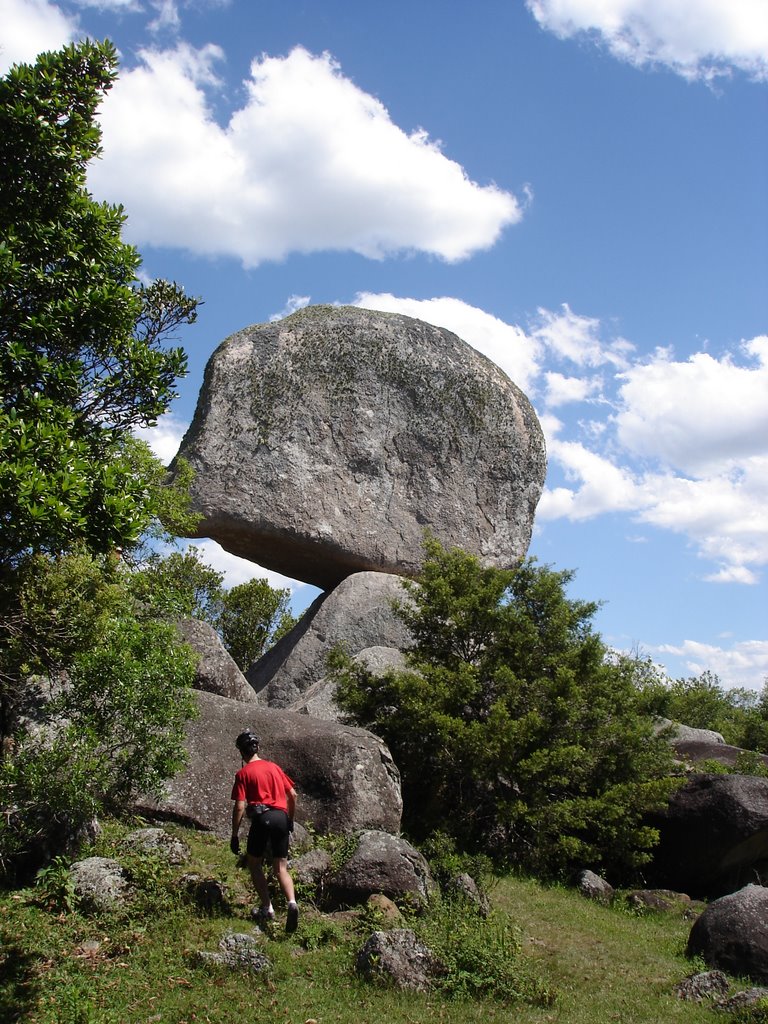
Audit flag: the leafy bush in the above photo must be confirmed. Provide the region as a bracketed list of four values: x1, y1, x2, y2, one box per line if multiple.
[416, 895, 555, 1005]
[331, 538, 679, 882]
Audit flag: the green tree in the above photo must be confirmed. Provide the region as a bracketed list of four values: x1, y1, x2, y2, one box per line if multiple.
[0, 549, 198, 878]
[127, 546, 225, 625]
[219, 577, 296, 671]
[331, 538, 678, 882]
[0, 40, 198, 566]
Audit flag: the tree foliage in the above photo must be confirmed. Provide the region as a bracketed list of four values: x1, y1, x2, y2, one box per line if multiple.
[0, 40, 198, 565]
[219, 577, 296, 671]
[331, 538, 678, 882]
[632, 662, 768, 753]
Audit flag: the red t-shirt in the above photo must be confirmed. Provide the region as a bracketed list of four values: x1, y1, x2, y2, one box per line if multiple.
[231, 758, 295, 812]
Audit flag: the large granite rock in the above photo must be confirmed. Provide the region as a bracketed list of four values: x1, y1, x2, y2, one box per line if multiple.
[286, 646, 408, 721]
[174, 305, 546, 590]
[247, 571, 412, 708]
[175, 618, 257, 702]
[327, 830, 434, 909]
[135, 690, 402, 837]
[647, 774, 768, 897]
[687, 885, 768, 983]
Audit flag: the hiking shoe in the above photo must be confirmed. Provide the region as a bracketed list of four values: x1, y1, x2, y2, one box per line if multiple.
[286, 903, 299, 933]
[251, 906, 275, 926]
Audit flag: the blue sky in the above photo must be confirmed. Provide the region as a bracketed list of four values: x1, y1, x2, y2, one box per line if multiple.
[4, 0, 767, 689]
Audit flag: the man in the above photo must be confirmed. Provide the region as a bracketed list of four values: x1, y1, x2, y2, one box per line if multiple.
[230, 729, 299, 932]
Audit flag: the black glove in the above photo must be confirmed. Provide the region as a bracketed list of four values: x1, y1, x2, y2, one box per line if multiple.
[230, 835, 240, 855]
[287, 818, 294, 833]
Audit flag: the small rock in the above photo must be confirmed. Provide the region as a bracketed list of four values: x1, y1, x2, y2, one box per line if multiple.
[674, 970, 730, 1001]
[69, 857, 131, 913]
[577, 869, 614, 905]
[123, 827, 190, 865]
[716, 988, 768, 1013]
[356, 929, 443, 991]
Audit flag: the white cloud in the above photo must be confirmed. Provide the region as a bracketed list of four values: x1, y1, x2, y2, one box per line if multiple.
[134, 412, 188, 464]
[353, 292, 540, 392]
[0, 0, 77, 72]
[532, 304, 633, 369]
[341, 293, 768, 583]
[655, 639, 768, 690]
[183, 540, 304, 593]
[270, 295, 311, 322]
[543, 370, 602, 407]
[88, 44, 521, 265]
[527, 0, 768, 82]
[615, 339, 768, 475]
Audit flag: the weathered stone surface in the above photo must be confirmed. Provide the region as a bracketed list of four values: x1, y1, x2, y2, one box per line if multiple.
[292, 849, 333, 888]
[356, 929, 443, 991]
[654, 718, 725, 745]
[448, 872, 490, 917]
[175, 305, 546, 590]
[195, 932, 270, 973]
[625, 889, 696, 916]
[287, 647, 409, 722]
[123, 827, 191, 865]
[670, 739, 768, 772]
[248, 572, 412, 708]
[135, 690, 402, 837]
[176, 618, 256, 702]
[717, 988, 768, 1012]
[647, 774, 768, 897]
[687, 885, 768, 983]
[577, 869, 614, 905]
[70, 857, 130, 913]
[328, 830, 434, 908]
[674, 971, 729, 1002]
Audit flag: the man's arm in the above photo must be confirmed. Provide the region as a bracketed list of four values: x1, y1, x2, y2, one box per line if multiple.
[231, 799, 246, 853]
[286, 787, 296, 821]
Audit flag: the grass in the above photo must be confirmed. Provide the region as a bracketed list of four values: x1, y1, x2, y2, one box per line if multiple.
[0, 819, 754, 1024]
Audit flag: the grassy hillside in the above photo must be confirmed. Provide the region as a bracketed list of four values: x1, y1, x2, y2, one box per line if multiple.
[0, 820, 753, 1024]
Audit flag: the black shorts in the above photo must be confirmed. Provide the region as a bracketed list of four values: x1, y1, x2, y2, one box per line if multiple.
[246, 807, 290, 859]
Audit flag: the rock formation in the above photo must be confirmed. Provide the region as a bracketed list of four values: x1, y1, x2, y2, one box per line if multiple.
[687, 885, 768, 983]
[247, 571, 412, 708]
[135, 690, 402, 837]
[175, 618, 257, 702]
[175, 305, 546, 590]
[647, 773, 768, 897]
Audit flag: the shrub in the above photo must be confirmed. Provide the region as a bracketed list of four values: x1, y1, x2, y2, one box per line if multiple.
[331, 537, 679, 882]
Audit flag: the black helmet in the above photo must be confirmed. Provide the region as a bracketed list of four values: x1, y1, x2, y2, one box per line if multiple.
[235, 730, 260, 758]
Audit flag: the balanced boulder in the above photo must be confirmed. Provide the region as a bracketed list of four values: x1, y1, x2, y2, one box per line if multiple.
[174, 305, 546, 590]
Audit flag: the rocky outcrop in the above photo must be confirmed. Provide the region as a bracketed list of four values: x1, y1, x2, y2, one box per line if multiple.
[577, 869, 614, 905]
[194, 933, 271, 974]
[69, 857, 131, 913]
[175, 618, 256, 702]
[356, 930, 443, 991]
[122, 827, 190, 865]
[687, 885, 768, 982]
[247, 572, 412, 708]
[135, 690, 402, 837]
[175, 305, 546, 590]
[654, 718, 725, 745]
[286, 647, 409, 722]
[670, 739, 768, 772]
[647, 774, 768, 897]
[327, 830, 434, 909]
